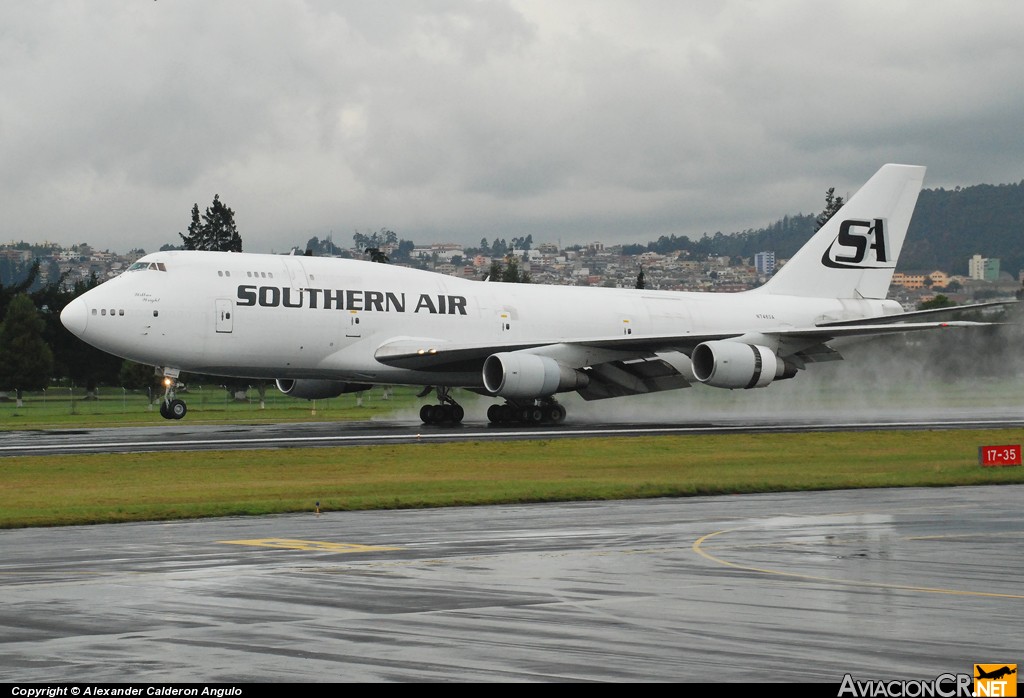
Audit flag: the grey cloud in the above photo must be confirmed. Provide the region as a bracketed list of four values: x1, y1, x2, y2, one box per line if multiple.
[1, 1, 1023, 253]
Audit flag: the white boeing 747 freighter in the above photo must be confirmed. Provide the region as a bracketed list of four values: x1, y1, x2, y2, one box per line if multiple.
[61, 164, 993, 424]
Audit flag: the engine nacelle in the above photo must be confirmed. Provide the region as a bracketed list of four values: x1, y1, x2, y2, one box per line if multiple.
[275, 379, 372, 400]
[482, 352, 588, 399]
[691, 341, 792, 389]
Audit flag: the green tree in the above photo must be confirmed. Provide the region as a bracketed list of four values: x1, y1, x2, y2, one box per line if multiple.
[483, 257, 532, 283]
[917, 294, 956, 310]
[119, 360, 157, 390]
[511, 234, 533, 251]
[0, 294, 54, 406]
[635, 266, 646, 289]
[814, 187, 845, 232]
[119, 360, 160, 406]
[394, 239, 415, 261]
[179, 195, 242, 251]
[39, 273, 122, 393]
[485, 259, 502, 281]
[353, 228, 397, 253]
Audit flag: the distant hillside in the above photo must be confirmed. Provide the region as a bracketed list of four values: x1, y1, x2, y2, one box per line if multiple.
[903, 182, 1024, 277]
[633, 180, 1024, 277]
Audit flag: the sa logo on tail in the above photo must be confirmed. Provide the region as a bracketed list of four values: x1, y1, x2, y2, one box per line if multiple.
[822, 218, 892, 269]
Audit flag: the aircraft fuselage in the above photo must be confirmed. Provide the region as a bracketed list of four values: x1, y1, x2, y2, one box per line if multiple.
[61, 250, 898, 387]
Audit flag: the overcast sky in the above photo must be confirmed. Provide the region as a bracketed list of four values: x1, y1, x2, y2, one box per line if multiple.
[3, 1, 1022, 254]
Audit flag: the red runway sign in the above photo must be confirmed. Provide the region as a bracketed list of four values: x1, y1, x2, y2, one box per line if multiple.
[979, 445, 1022, 467]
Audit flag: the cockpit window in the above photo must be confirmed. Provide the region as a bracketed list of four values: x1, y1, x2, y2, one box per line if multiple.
[127, 262, 168, 272]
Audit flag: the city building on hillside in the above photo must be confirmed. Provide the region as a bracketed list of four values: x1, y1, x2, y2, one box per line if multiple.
[412, 243, 465, 262]
[891, 272, 928, 290]
[968, 254, 1000, 281]
[754, 251, 775, 276]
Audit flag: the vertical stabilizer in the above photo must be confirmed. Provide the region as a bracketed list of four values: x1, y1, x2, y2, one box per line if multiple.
[756, 164, 925, 299]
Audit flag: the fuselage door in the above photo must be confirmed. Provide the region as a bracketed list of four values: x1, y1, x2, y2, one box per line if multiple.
[346, 310, 362, 338]
[498, 306, 518, 334]
[215, 298, 234, 333]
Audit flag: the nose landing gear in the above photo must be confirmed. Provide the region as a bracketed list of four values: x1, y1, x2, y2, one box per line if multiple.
[158, 368, 187, 420]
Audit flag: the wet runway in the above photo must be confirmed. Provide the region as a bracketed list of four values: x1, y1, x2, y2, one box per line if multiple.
[3, 414, 1023, 456]
[1, 485, 1021, 682]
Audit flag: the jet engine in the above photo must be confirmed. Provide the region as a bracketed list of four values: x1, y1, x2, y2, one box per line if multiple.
[275, 379, 372, 400]
[690, 341, 795, 389]
[482, 352, 588, 399]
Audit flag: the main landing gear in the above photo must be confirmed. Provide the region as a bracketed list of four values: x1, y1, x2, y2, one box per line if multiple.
[419, 387, 465, 425]
[158, 369, 187, 421]
[487, 398, 566, 425]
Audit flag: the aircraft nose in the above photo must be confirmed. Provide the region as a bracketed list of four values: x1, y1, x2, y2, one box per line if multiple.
[61, 296, 89, 337]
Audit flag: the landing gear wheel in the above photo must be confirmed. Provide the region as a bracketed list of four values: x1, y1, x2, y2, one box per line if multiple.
[169, 399, 187, 420]
[499, 404, 514, 423]
[159, 401, 171, 419]
[450, 404, 465, 424]
[545, 404, 566, 424]
[489, 400, 566, 425]
[419, 387, 465, 425]
[428, 404, 447, 423]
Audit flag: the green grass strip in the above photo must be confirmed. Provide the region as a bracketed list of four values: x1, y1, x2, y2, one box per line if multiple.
[3, 429, 1023, 528]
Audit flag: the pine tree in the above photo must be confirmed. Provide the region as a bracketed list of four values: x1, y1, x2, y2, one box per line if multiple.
[180, 204, 205, 250]
[814, 187, 845, 232]
[179, 196, 242, 251]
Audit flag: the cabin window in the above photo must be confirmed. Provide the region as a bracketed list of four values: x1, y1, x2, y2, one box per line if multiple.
[246, 272, 252, 277]
[119, 310, 124, 316]
[101, 309, 107, 316]
[153, 310, 159, 317]
[218, 271, 223, 277]
[91, 309, 97, 316]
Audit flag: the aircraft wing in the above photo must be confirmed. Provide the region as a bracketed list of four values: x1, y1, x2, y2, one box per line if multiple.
[817, 299, 1017, 327]
[373, 332, 742, 372]
[373, 320, 985, 372]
